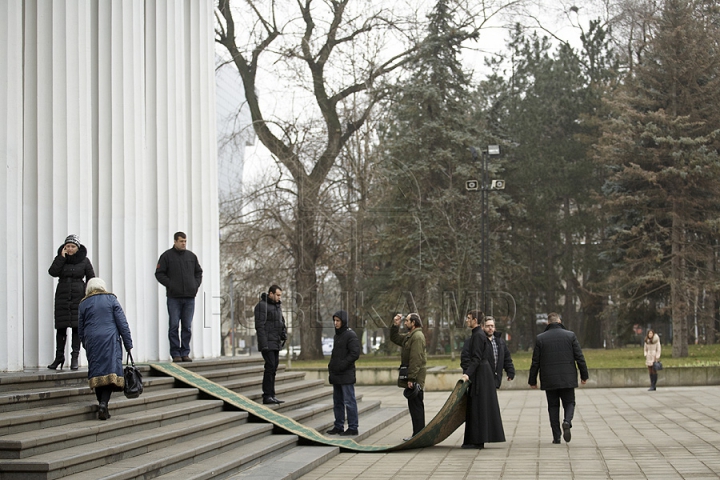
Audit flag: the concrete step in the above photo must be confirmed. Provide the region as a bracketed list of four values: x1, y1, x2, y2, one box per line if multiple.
[171, 357, 265, 374]
[151, 434, 300, 480]
[0, 371, 170, 414]
[305, 404, 408, 443]
[0, 385, 198, 436]
[226, 446, 339, 480]
[219, 371, 307, 392]
[60, 423, 280, 480]
[236, 380, 333, 412]
[283, 397, 377, 427]
[0, 410, 249, 480]
[0, 398, 227, 458]
[225, 406, 407, 480]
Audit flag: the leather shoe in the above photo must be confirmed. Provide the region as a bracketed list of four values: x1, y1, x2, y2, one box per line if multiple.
[98, 402, 110, 421]
[326, 427, 344, 435]
[552, 439, 561, 444]
[271, 397, 285, 404]
[461, 443, 483, 449]
[562, 421, 572, 442]
[262, 398, 277, 405]
[181, 356, 192, 362]
[172, 356, 182, 362]
[340, 429, 358, 436]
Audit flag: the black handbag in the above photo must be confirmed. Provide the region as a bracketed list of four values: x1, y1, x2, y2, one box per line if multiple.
[398, 364, 409, 382]
[653, 361, 663, 371]
[123, 351, 144, 399]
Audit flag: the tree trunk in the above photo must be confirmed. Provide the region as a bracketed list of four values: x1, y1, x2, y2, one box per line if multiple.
[671, 202, 688, 357]
[705, 245, 717, 344]
[295, 189, 324, 360]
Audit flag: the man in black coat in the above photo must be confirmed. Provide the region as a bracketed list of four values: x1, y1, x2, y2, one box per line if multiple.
[254, 285, 287, 404]
[155, 232, 203, 363]
[483, 316, 515, 389]
[325, 310, 360, 436]
[529, 312, 589, 444]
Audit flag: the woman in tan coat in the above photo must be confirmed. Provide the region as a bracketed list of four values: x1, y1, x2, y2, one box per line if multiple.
[644, 330, 661, 391]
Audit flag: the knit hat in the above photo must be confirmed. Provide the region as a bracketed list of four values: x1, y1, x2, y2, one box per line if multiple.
[64, 234, 81, 247]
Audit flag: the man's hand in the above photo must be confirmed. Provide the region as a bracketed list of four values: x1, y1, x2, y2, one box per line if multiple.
[530, 384, 538, 389]
[507, 377, 513, 382]
[581, 379, 587, 385]
[393, 314, 402, 326]
[407, 381, 414, 388]
[461, 374, 469, 382]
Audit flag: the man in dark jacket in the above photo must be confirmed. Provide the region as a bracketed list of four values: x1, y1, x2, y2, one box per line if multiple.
[325, 310, 361, 436]
[254, 285, 287, 404]
[529, 312, 589, 444]
[155, 232, 203, 363]
[483, 316, 515, 389]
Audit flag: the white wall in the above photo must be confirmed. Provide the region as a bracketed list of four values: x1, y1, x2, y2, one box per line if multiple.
[0, 0, 221, 371]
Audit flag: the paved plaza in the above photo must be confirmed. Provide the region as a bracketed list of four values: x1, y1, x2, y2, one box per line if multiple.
[300, 385, 720, 480]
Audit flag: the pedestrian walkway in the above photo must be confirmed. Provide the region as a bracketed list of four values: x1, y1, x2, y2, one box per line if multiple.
[300, 385, 720, 480]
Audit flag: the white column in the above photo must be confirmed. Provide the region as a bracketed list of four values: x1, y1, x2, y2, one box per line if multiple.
[0, 0, 25, 371]
[94, 0, 148, 361]
[185, 0, 222, 358]
[145, 0, 220, 360]
[23, 0, 94, 368]
[1, 0, 221, 371]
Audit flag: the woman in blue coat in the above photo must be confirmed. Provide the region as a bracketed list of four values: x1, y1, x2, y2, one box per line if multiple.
[78, 278, 133, 420]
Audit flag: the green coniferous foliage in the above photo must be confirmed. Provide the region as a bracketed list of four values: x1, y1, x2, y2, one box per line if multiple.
[365, 0, 481, 347]
[479, 23, 614, 349]
[596, 0, 720, 356]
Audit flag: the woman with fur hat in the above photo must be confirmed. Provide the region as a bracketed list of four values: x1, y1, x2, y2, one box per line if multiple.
[47, 234, 96, 370]
[644, 329, 661, 391]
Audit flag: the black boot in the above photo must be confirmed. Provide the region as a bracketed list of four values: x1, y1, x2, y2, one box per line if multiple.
[48, 330, 67, 370]
[47, 354, 65, 370]
[70, 328, 80, 370]
[648, 373, 657, 391]
[70, 352, 79, 370]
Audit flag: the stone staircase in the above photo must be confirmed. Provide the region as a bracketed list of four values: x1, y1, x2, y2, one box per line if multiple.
[0, 357, 406, 479]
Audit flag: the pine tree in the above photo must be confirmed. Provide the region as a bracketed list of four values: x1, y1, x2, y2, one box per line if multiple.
[365, 0, 481, 348]
[596, 0, 720, 356]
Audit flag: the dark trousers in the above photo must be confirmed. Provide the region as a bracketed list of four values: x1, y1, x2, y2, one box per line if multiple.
[95, 385, 113, 404]
[167, 297, 195, 357]
[407, 388, 425, 436]
[332, 384, 359, 431]
[55, 328, 81, 355]
[546, 388, 576, 441]
[261, 349, 279, 399]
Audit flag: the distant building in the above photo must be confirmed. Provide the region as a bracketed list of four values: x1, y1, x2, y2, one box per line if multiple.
[215, 56, 255, 200]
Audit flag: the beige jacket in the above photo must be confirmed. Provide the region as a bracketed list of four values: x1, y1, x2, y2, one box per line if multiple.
[644, 334, 661, 366]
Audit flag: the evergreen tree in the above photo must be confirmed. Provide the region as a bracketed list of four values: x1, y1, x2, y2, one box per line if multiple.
[480, 22, 615, 349]
[596, 0, 720, 356]
[366, 0, 481, 351]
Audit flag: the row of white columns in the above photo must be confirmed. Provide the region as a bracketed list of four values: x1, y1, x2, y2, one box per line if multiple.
[0, 0, 221, 371]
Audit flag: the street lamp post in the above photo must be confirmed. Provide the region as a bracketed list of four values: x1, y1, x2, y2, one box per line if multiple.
[480, 145, 500, 314]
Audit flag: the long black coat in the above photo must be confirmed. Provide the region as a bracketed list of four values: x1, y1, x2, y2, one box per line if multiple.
[328, 310, 360, 385]
[254, 293, 286, 351]
[78, 293, 133, 390]
[462, 326, 505, 444]
[490, 331, 515, 389]
[48, 244, 95, 329]
[528, 322, 589, 390]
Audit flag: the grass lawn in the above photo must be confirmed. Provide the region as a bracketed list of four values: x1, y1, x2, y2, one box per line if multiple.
[287, 343, 720, 370]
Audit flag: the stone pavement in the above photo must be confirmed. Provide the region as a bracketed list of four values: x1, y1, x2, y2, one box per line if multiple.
[299, 385, 720, 480]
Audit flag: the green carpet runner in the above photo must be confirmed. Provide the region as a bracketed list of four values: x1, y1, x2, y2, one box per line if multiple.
[150, 363, 468, 452]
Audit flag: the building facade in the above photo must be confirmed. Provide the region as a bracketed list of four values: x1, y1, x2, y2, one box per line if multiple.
[1, 0, 222, 371]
